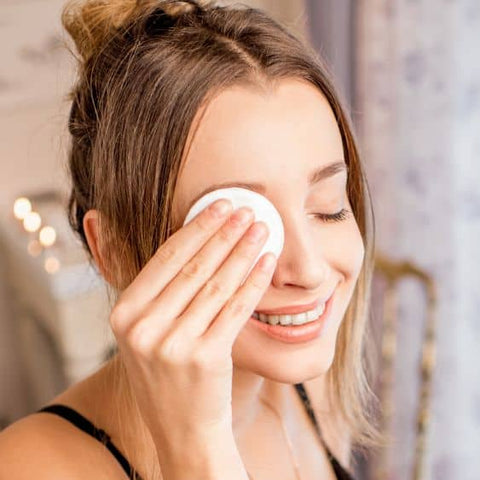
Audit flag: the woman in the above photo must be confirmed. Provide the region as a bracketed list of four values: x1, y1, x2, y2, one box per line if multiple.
[0, 1, 384, 478]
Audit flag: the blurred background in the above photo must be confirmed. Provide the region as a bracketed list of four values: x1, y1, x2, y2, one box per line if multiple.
[1, 1, 479, 479]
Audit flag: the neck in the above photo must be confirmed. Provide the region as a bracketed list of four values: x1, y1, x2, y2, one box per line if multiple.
[81, 353, 334, 480]
[105, 352, 296, 442]
[230, 364, 293, 437]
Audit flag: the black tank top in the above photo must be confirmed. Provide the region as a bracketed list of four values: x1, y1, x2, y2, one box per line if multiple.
[37, 383, 355, 480]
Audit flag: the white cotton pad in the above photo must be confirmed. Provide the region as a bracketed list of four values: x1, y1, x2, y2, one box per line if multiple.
[183, 187, 285, 284]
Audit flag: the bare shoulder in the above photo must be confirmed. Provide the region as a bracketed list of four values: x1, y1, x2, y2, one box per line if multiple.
[0, 411, 126, 479]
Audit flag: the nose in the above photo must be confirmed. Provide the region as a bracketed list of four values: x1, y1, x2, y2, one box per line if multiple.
[270, 217, 331, 289]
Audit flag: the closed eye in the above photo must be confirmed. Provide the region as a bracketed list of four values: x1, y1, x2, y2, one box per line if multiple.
[312, 208, 351, 223]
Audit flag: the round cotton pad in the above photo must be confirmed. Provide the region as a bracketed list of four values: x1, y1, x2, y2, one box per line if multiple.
[183, 187, 284, 284]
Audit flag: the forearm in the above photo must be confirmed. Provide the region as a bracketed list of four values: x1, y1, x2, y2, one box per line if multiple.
[155, 431, 250, 480]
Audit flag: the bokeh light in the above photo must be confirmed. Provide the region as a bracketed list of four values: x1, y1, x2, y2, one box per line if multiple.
[44, 256, 60, 274]
[23, 211, 42, 232]
[13, 197, 32, 220]
[39, 226, 57, 247]
[27, 240, 43, 257]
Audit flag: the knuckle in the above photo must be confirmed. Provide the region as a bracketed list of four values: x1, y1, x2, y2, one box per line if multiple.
[128, 322, 152, 355]
[155, 243, 178, 266]
[203, 278, 227, 298]
[109, 303, 130, 334]
[180, 258, 208, 280]
[194, 214, 214, 233]
[191, 348, 211, 369]
[229, 300, 252, 318]
[157, 334, 188, 364]
[217, 226, 235, 242]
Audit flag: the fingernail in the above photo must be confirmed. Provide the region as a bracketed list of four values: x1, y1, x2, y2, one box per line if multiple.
[210, 199, 232, 217]
[260, 253, 277, 271]
[231, 207, 254, 226]
[246, 222, 267, 242]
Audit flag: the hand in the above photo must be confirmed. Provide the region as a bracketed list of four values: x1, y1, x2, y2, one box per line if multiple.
[109, 199, 277, 453]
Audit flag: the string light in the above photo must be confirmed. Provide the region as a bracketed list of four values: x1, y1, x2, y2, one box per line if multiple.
[11, 196, 62, 274]
[13, 197, 32, 220]
[39, 226, 57, 247]
[27, 240, 43, 257]
[23, 211, 42, 232]
[44, 256, 60, 274]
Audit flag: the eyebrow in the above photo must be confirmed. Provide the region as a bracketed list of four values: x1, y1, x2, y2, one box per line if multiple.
[185, 160, 348, 212]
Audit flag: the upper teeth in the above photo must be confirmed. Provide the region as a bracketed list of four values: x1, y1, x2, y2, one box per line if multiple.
[253, 303, 326, 326]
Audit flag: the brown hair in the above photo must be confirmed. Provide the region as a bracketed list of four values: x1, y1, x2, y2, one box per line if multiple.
[62, 0, 385, 473]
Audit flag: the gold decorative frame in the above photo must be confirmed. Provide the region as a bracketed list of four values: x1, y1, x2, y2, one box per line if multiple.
[371, 252, 437, 480]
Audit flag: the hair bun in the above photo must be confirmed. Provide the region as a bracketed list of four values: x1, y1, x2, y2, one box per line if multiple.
[61, 0, 211, 62]
[62, 0, 137, 61]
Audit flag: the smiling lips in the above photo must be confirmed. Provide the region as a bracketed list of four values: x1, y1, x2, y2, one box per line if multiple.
[249, 291, 336, 344]
[254, 293, 333, 315]
[256, 300, 319, 315]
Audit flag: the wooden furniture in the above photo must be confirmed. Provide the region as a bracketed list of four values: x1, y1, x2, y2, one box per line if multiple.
[371, 252, 438, 480]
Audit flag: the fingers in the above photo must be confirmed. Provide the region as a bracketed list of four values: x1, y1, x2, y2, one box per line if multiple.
[121, 208, 260, 351]
[110, 199, 234, 335]
[171, 219, 273, 339]
[204, 250, 277, 347]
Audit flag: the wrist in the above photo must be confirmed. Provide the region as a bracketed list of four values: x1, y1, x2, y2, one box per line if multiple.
[155, 429, 248, 480]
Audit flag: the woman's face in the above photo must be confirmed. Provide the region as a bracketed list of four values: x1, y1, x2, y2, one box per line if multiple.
[172, 78, 364, 384]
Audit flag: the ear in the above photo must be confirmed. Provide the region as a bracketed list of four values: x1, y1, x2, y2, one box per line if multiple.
[83, 209, 114, 285]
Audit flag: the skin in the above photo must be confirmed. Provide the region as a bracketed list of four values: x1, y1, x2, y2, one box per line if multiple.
[171, 76, 364, 427]
[168, 78, 364, 477]
[0, 78, 364, 479]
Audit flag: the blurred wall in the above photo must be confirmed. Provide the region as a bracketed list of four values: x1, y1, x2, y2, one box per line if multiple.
[0, 0, 73, 423]
[305, 0, 355, 111]
[355, 1, 480, 479]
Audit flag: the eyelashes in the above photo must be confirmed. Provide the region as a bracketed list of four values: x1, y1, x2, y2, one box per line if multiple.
[313, 208, 352, 223]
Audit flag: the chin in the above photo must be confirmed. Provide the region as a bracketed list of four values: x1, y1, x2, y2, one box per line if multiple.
[232, 335, 337, 384]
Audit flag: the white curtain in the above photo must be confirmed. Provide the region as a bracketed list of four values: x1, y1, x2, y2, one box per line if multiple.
[356, 1, 480, 479]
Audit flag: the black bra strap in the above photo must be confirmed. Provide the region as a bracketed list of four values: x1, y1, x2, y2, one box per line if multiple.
[294, 383, 355, 480]
[39, 392, 354, 480]
[37, 404, 143, 480]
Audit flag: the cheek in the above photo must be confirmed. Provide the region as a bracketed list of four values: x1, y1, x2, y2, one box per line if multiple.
[349, 221, 365, 275]
[327, 219, 365, 282]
